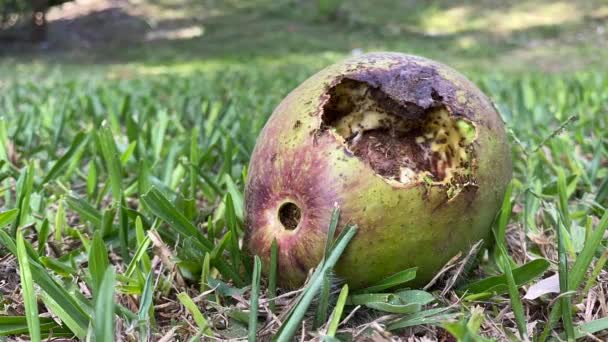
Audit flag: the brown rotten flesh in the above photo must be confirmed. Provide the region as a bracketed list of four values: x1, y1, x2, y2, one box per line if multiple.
[244, 53, 512, 289]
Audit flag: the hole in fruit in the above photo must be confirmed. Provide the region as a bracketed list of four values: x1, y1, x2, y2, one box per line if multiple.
[278, 202, 301, 230]
[322, 79, 476, 190]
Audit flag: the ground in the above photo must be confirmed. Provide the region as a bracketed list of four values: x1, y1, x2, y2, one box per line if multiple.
[0, 0, 607, 341]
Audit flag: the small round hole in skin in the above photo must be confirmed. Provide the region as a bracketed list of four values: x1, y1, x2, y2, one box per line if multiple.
[278, 202, 302, 230]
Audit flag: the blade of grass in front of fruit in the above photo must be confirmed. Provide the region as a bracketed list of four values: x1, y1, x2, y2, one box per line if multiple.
[313, 270, 331, 330]
[556, 219, 575, 341]
[97, 125, 123, 203]
[365, 302, 421, 314]
[387, 309, 460, 331]
[323, 207, 340, 259]
[89, 231, 109, 296]
[274, 225, 358, 342]
[16, 229, 40, 342]
[94, 267, 115, 342]
[177, 292, 212, 336]
[459, 258, 550, 295]
[355, 267, 418, 293]
[326, 284, 348, 337]
[249, 256, 262, 342]
[268, 238, 278, 313]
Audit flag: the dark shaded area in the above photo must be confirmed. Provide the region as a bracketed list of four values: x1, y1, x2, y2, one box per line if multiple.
[1, 0, 74, 42]
[0, 0, 606, 70]
[278, 201, 301, 230]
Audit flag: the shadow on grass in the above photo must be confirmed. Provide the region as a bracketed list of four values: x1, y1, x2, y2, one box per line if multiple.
[0, 0, 606, 72]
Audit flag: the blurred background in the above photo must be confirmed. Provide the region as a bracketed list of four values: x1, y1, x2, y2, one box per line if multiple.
[1, 0, 607, 77]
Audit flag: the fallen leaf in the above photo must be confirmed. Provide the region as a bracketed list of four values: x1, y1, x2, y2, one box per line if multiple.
[524, 274, 560, 300]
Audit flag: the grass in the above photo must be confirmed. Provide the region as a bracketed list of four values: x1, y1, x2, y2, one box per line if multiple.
[0, 59, 605, 341]
[0, 0, 607, 340]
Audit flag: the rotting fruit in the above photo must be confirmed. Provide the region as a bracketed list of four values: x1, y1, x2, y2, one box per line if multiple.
[244, 52, 512, 289]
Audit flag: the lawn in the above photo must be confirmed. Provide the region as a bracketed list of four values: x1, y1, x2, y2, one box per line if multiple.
[0, 0, 607, 341]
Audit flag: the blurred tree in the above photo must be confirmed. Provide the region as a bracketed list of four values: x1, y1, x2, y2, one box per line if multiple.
[317, 0, 343, 21]
[0, 0, 73, 42]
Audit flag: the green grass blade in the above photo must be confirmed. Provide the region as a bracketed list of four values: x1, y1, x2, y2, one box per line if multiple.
[249, 255, 262, 342]
[87, 160, 98, 199]
[65, 195, 102, 228]
[557, 221, 575, 340]
[14, 163, 34, 234]
[268, 238, 278, 313]
[0, 208, 19, 229]
[459, 259, 550, 295]
[30, 261, 91, 336]
[94, 267, 116, 342]
[42, 131, 88, 184]
[140, 187, 212, 250]
[574, 317, 608, 338]
[314, 270, 331, 330]
[135, 216, 152, 274]
[495, 182, 513, 247]
[355, 267, 417, 293]
[89, 231, 110, 296]
[496, 240, 527, 339]
[323, 207, 340, 258]
[225, 193, 242, 276]
[274, 225, 358, 342]
[569, 210, 608, 288]
[118, 198, 130, 260]
[138, 271, 155, 341]
[16, 229, 40, 342]
[326, 284, 348, 337]
[177, 292, 212, 336]
[124, 235, 151, 279]
[200, 252, 211, 293]
[37, 219, 49, 255]
[54, 197, 66, 242]
[97, 125, 123, 202]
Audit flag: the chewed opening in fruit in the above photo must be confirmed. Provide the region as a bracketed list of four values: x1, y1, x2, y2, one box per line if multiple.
[278, 202, 302, 230]
[322, 78, 476, 192]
